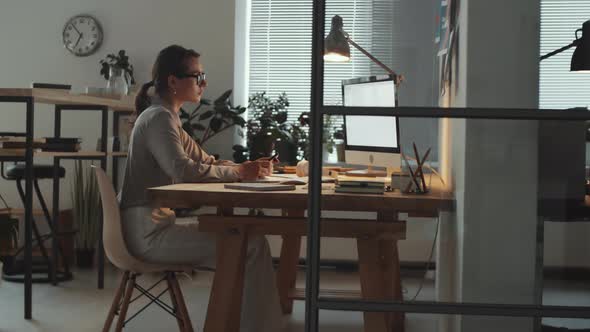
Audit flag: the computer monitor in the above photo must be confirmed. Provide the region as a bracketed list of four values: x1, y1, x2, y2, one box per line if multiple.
[342, 75, 401, 176]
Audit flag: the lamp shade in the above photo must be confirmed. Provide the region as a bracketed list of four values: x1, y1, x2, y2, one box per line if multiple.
[324, 15, 350, 62]
[571, 20, 590, 71]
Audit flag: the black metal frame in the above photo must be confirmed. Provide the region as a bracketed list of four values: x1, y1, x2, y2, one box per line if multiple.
[305, 0, 590, 331]
[51, 104, 109, 288]
[112, 110, 133, 190]
[0, 96, 34, 319]
[0, 95, 128, 319]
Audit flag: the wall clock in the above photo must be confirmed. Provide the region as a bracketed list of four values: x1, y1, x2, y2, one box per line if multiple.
[62, 14, 103, 57]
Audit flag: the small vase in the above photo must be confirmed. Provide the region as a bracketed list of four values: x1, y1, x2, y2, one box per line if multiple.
[106, 66, 128, 96]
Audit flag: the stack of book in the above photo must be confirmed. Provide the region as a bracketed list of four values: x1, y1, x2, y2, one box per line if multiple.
[335, 175, 387, 194]
[0, 137, 81, 152]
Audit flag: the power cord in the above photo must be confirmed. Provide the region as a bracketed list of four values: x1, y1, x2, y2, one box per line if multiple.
[410, 215, 441, 301]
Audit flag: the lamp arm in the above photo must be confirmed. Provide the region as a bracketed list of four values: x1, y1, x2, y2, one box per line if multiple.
[540, 40, 578, 61]
[346, 37, 401, 83]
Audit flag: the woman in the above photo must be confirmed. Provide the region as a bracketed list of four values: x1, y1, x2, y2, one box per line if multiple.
[118, 45, 283, 332]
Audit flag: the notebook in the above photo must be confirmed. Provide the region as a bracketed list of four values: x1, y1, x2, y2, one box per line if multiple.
[224, 183, 297, 191]
[242, 176, 308, 185]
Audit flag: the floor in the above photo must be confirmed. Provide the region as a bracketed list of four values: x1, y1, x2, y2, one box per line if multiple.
[0, 265, 589, 332]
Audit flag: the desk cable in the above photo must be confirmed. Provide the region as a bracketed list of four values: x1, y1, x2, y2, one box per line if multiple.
[409, 214, 440, 301]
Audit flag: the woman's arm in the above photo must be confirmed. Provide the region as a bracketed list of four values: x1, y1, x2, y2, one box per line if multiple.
[146, 111, 239, 183]
[179, 126, 237, 166]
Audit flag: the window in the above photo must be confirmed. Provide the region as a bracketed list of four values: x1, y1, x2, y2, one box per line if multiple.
[248, 0, 394, 122]
[540, 0, 590, 109]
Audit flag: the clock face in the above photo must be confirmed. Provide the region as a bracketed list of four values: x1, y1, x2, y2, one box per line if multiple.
[62, 15, 103, 57]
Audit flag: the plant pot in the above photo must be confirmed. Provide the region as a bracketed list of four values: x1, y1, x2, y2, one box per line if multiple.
[106, 66, 129, 96]
[335, 142, 345, 162]
[276, 141, 298, 165]
[76, 248, 95, 269]
[250, 135, 275, 161]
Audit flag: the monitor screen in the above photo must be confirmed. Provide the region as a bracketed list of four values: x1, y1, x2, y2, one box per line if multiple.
[342, 76, 399, 153]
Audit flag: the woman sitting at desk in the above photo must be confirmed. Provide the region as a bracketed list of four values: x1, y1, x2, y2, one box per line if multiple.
[118, 45, 282, 332]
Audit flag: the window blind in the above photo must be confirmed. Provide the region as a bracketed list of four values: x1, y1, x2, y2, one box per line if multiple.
[248, 0, 394, 123]
[540, 0, 590, 109]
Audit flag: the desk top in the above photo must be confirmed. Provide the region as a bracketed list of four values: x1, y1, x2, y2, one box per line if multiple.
[148, 181, 454, 213]
[0, 88, 134, 112]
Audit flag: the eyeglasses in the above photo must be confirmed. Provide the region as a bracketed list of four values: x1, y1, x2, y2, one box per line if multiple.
[176, 72, 206, 86]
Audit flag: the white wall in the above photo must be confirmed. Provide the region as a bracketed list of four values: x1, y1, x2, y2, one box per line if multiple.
[439, 1, 541, 332]
[0, 0, 237, 210]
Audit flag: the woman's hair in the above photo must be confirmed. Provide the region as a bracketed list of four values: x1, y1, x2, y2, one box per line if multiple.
[135, 45, 201, 116]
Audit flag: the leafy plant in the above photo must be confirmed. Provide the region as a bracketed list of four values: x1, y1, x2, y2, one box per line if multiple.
[294, 113, 345, 157]
[71, 161, 101, 250]
[99, 50, 136, 86]
[179, 89, 247, 146]
[233, 92, 296, 161]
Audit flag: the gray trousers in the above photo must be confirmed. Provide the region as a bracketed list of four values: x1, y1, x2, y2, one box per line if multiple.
[121, 206, 283, 332]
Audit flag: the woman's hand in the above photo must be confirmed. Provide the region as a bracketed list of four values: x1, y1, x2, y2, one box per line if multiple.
[236, 161, 262, 181]
[255, 156, 279, 176]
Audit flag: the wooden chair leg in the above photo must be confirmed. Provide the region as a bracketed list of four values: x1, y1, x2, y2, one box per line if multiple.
[166, 273, 186, 332]
[357, 237, 390, 332]
[203, 227, 248, 332]
[115, 273, 136, 332]
[103, 271, 130, 332]
[169, 273, 194, 332]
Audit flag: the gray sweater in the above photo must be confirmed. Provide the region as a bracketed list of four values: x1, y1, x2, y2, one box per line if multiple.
[118, 101, 239, 210]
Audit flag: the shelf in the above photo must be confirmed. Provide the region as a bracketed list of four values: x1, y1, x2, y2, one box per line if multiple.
[0, 148, 127, 158]
[0, 88, 134, 112]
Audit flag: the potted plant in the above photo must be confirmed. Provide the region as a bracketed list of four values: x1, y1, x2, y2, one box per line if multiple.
[71, 160, 101, 268]
[233, 92, 302, 163]
[179, 89, 247, 148]
[293, 113, 345, 162]
[99, 50, 136, 95]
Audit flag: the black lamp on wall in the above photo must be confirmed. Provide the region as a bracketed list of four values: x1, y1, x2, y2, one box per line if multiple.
[324, 15, 402, 82]
[540, 19, 590, 71]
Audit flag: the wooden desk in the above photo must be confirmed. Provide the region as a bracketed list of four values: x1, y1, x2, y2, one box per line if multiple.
[149, 182, 452, 332]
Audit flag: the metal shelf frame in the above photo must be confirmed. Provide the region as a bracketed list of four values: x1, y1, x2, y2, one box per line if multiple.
[304, 0, 590, 331]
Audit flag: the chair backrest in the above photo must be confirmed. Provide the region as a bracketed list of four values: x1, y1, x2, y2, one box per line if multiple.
[92, 165, 136, 270]
[93, 166, 192, 273]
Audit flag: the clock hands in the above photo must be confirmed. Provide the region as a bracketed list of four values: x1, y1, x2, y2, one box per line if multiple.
[74, 33, 82, 48]
[71, 23, 81, 35]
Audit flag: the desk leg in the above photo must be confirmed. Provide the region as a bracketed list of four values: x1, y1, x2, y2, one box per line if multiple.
[277, 209, 303, 314]
[378, 210, 405, 332]
[380, 239, 404, 332]
[203, 227, 248, 332]
[357, 236, 390, 332]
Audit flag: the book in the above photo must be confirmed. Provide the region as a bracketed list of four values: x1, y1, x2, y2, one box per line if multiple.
[224, 183, 297, 191]
[336, 175, 388, 187]
[334, 186, 385, 194]
[44, 137, 81, 144]
[1, 141, 81, 152]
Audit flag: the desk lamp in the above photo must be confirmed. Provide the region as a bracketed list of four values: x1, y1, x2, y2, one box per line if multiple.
[324, 15, 402, 82]
[540, 19, 590, 71]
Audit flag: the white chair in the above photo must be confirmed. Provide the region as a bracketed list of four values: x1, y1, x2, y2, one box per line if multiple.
[93, 166, 194, 332]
